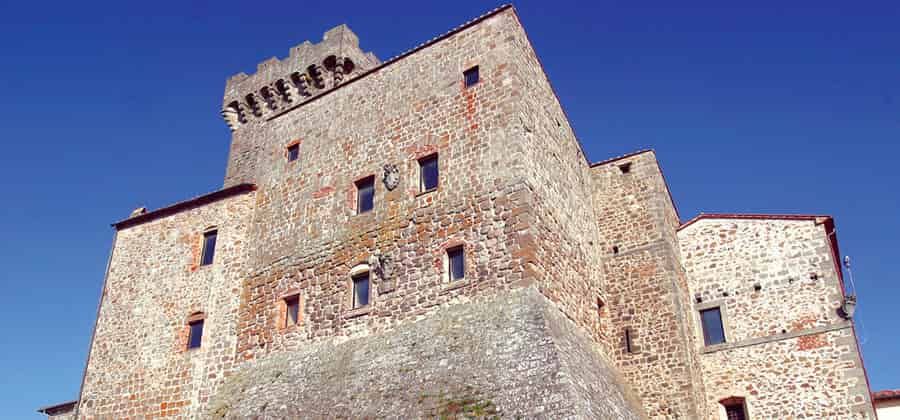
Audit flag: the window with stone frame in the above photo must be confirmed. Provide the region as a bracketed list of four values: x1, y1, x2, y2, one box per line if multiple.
[287, 143, 300, 162]
[284, 295, 301, 327]
[464, 65, 479, 88]
[356, 176, 375, 214]
[418, 154, 439, 192]
[352, 271, 370, 308]
[447, 246, 465, 282]
[187, 315, 204, 350]
[200, 229, 218, 266]
[700, 307, 726, 346]
[720, 397, 748, 420]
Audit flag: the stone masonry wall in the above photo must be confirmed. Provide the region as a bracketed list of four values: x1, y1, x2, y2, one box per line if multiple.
[591, 151, 707, 419]
[77, 191, 255, 418]
[210, 288, 644, 419]
[678, 218, 874, 419]
[500, 11, 611, 354]
[221, 8, 605, 365]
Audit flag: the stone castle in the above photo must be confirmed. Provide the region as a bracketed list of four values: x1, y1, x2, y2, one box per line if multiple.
[39, 5, 875, 419]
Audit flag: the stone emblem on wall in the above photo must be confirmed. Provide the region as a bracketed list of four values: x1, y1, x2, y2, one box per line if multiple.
[383, 164, 400, 191]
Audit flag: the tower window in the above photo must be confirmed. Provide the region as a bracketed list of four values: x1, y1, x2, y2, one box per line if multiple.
[284, 295, 300, 327]
[625, 328, 633, 353]
[287, 144, 300, 162]
[419, 154, 439, 192]
[721, 397, 748, 420]
[356, 176, 375, 214]
[200, 230, 218, 266]
[464, 66, 479, 88]
[352, 272, 370, 308]
[700, 307, 726, 346]
[187, 319, 204, 349]
[447, 246, 465, 282]
[618, 162, 632, 174]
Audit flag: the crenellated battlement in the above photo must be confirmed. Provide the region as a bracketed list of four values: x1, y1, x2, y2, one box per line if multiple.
[222, 24, 379, 132]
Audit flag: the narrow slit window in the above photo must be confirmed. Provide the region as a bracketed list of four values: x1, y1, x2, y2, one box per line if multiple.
[419, 154, 439, 192]
[187, 319, 204, 349]
[287, 144, 300, 162]
[352, 272, 370, 308]
[624, 328, 634, 353]
[285, 295, 300, 327]
[356, 176, 375, 214]
[700, 307, 726, 346]
[464, 66, 479, 88]
[448, 247, 465, 282]
[200, 230, 217, 266]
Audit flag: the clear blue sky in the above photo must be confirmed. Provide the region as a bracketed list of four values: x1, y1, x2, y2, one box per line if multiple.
[2, 1, 897, 418]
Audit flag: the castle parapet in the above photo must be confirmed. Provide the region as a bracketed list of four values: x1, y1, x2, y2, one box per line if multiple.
[222, 24, 379, 131]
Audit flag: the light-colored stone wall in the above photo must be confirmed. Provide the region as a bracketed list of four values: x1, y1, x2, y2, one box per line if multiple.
[77, 191, 255, 418]
[678, 217, 874, 419]
[877, 399, 900, 420]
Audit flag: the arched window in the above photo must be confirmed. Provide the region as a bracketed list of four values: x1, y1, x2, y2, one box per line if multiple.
[349, 263, 371, 309]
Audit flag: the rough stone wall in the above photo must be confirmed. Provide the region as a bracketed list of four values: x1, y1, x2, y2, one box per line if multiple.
[77, 191, 255, 419]
[45, 409, 75, 420]
[678, 218, 874, 419]
[222, 9, 581, 363]
[210, 288, 644, 419]
[591, 151, 707, 419]
[498, 11, 611, 352]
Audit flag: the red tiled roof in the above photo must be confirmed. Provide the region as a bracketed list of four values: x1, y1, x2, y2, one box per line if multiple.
[874, 389, 900, 401]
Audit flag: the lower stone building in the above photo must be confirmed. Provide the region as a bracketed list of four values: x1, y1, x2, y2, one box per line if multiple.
[40, 5, 876, 419]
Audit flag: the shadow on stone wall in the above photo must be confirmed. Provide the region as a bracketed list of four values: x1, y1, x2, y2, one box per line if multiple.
[208, 288, 644, 419]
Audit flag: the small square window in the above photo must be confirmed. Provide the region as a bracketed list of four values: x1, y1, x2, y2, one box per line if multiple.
[700, 307, 726, 346]
[419, 154, 439, 192]
[618, 162, 632, 174]
[188, 320, 204, 349]
[464, 66, 479, 88]
[356, 177, 375, 214]
[284, 295, 300, 327]
[200, 230, 217, 266]
[352, 272, 370, 308]
[448, 247, 465, 282]
[287, 144, 300, 162]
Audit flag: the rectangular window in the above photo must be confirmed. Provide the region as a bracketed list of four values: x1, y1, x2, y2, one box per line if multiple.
[724, 401, 747, 420]
[419, 154, 439, 192]
[700, 307, 726, 346]
[448, 247, 465, 282]
[200, 230, 217, 266]
[464, 66, 479, 88]
[187, 320, 204, 349]
[287, 144, 300, 162]
[356, 176, 375, 214]
[352, 272, 370, 308]
[285, 295, 300, 327]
